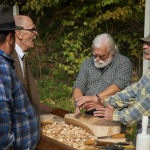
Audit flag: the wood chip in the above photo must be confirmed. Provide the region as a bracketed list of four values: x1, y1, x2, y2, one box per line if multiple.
[41, 122, 95, 149]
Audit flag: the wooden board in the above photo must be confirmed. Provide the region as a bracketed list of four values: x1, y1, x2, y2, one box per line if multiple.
[40, 114, 54, 124]
[40, 114, 65, 124]
[98, 137, 126, 143]
[64, 114, 121, 137]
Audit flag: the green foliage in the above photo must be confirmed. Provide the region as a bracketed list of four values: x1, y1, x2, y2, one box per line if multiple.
[2, 0, 144, 142]
[126, 124, 137, 142]
[37, 75, 72, 100]
[37, 76, 85, 113]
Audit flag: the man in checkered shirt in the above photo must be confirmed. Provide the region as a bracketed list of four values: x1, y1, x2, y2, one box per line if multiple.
[77, 34, 150, 134]
[73, 33, 133, 116]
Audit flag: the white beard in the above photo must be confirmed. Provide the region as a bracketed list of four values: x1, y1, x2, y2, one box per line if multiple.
[143, 49, 150, 59]
[93, 57, 112, 68]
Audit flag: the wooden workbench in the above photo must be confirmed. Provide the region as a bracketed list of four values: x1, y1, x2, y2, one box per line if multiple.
[38, 104, 135, 150]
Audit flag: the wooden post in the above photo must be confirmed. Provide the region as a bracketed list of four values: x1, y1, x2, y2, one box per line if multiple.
[13, 4, 19, 16]
[143, 0, 150, 75]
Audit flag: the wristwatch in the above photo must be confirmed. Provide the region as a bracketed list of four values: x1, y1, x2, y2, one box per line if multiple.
[96, 94, 99, 98]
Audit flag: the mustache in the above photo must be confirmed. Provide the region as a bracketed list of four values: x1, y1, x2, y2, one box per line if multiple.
[143, 49, 150, 55]
[93, 59, 105, 64]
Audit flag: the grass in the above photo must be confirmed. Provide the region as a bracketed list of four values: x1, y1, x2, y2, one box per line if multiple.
[37, 77, 137, 142]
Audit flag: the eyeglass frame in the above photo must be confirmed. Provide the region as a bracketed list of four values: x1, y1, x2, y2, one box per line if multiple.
[20, 27, 37, 33]
[91, 51, 110, 60]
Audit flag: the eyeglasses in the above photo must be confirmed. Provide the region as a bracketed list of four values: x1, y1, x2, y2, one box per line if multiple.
[144, 42, 150, 46]
[92, 52, 110, 59]
[21, 27, 37, 33]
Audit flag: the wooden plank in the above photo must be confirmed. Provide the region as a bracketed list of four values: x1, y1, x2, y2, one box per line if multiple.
[98, 137, 126, 143]
[40, 114, 65, 125]
[37, 135, 77, 150]
[64, 114, 121, 137]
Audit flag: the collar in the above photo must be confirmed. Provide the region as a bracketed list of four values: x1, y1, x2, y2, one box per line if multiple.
[15, 43, 25, 58]
[0, 50, 16, 63]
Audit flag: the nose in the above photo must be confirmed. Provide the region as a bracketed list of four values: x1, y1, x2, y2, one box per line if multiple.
[143, 44, 148, 49]
[96, 56, 100, 61]
[35, 30, 38, 35]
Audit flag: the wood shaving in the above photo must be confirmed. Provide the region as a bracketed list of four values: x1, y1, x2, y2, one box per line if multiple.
[41, 122, 96, 149]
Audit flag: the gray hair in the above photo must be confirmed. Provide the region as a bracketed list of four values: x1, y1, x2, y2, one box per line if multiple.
[92, 33, 119, 55]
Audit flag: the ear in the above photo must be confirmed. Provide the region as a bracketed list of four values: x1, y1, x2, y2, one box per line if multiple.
[6, 32, 15, 46]
[15, 30, 23, 40]
[6, 33, 11, 45]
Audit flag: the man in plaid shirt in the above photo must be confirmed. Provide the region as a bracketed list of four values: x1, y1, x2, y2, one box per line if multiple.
[78, 34, 150, 134]
[74, 33, 132, 116]
[0, 5, 40, 150]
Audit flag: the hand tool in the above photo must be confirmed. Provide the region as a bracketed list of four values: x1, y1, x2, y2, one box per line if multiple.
[97, 133, 125, 139]
[85, 140, 134, 147]
[122, 146, 136, 148]
[98, 145, 124, 150]
[74, 101, 78, 106]
[95, 141, 114, 146]
[85, 140, 114, 146]
[95, 141, 133, 146]
[85, 140, 95, 145]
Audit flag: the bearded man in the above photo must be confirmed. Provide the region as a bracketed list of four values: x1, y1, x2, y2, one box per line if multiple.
[86, 34, 150, 134]
[73, 33, 133, 116]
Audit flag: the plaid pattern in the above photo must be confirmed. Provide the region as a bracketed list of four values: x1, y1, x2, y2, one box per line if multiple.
[104, 68, 150, 125]
[0, 50, 40, 150]
[73, 53, 132, 96]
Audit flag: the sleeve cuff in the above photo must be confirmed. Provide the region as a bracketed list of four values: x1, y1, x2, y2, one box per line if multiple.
[113, 110, 121, 122]
[104, 98, 109, 107]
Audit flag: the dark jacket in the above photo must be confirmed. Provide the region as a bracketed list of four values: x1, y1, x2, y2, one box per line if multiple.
[11, 50, 40, 119]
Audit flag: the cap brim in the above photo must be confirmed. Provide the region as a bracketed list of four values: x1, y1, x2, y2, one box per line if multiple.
[0, 26, 23, 31]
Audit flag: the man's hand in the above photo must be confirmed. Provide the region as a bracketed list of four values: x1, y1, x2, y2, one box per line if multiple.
[77, 95, 105, 110]
[74, 106, 80, 115]
[83, 99, 104, 111]
[76, 95, 97, 107]
[94, 103, 115, 121]
[74, 106, 84, 115]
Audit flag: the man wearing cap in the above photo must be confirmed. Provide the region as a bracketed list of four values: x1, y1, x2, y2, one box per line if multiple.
[11, 15, 40, 121]
[0, 5, 40, 150]
[80, 34, 150, 134]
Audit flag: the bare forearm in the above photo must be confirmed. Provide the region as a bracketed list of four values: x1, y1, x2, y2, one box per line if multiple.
[73, 88, 84, 102]
[98, 84, 121, 99]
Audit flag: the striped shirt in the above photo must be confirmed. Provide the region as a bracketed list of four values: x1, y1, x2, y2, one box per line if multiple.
[0, 50, 40, 150]
[104, 67, 150, 125]
[73, 53, 133, 96]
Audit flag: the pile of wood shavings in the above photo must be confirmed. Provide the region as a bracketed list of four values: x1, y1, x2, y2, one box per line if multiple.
[41, 122, 96, 149]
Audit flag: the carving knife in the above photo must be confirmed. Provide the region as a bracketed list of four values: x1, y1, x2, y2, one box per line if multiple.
[97, 133, 125, 139]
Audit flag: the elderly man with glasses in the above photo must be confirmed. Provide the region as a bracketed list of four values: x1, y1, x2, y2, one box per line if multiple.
[11, 15, 41, 121]
[73, 33, 133, 118]
[82, 34, 150, 135]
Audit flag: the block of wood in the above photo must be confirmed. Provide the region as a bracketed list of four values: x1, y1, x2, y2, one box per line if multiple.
[40, 114, 65, 124]
[64, 114, 121, 137]
[40, 114, 54, 124]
